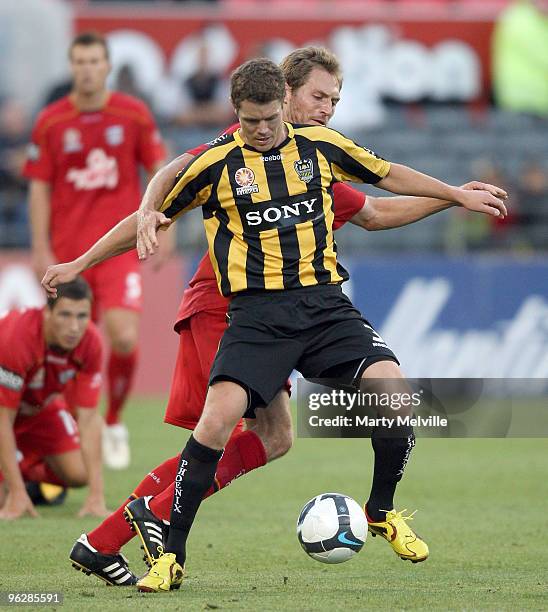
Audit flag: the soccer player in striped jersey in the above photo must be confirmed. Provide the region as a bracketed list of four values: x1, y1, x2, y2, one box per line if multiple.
[43, 52, 507, 590]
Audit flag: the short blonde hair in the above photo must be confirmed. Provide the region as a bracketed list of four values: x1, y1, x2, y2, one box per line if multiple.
[280, 47, 342, 91]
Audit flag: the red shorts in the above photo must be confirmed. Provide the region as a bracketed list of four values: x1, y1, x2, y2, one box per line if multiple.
[15, 401, 80, 460]
[164, 308, 244, 433]
[81, 251, 142, 321]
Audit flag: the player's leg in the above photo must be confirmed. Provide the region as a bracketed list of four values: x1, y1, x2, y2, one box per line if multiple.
[82, 309, 263, 573]
[144, 310, 269, 520]
[360, 359, 414, 520]
[358, 359, 428, 562]
[297, 288, 428, 562]
[87, 321, 206, 564]
[91, 255, 142, 470]
[137, 380, 244, 593]
[245, 388, 293, 461]
[44, 450, 87, 488]
[15, 405, 85, 489]
[102, 307, 139, 469]
[137, 295, 300, 592]
[143, 388, 291, 524]
[131, 389, 291, 569]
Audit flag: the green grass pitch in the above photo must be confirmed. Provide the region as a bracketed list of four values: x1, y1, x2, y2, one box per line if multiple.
[1, 397, 547, 611]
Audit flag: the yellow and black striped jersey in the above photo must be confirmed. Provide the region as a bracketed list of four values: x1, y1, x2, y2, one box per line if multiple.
[160, 123, 390, 296]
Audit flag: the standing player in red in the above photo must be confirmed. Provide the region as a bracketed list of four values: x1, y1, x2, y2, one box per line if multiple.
[23, 32, 167, 470]
[43, 48, 507, 585]
[0, 278, 108, 523]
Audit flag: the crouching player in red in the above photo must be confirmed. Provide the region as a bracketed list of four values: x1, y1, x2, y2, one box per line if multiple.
[0, 278, 108, 525]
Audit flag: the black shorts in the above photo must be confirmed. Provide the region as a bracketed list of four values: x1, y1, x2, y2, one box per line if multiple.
[209, 284, 398, 416]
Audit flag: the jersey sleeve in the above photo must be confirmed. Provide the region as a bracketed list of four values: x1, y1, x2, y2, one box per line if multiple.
[159, 142, 234, 222]
[22, 113, 54, 182]
[302, 126, 390, 185]
[332, 182, 366, 230]
[71, 325, 103, 409]
[136, 102, 167, 171]
[0, 314, 35, 409]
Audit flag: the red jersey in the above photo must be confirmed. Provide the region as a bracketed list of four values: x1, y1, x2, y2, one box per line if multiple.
[23, 92, 166, 262]
[174, 122, 366, 330]
[0, 308, 103, 416]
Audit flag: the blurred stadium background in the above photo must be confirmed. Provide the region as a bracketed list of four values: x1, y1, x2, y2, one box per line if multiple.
[0, 0, 547, 387]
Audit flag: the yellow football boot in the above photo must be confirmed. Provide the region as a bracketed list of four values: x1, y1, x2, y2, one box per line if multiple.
[367, 508, 429, 563]
[136, 551, 184, 593]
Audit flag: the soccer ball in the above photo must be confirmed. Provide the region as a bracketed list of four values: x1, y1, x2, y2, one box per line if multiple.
[296, 493, 367, 564]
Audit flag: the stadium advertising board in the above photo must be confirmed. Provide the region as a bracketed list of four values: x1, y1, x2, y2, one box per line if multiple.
[344, 256, 548, 379]
[75, 8, 495, 113]
[3, 254, 544, 390]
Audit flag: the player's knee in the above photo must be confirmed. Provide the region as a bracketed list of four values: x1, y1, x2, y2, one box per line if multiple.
[195, 412, 234, 449]
[110, 331, 138, 354]
[63, 469, 88, 488]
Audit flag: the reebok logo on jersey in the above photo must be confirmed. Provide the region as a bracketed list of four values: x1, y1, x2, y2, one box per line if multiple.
[66, 148, 119, 190]
[0, 366, 24, 391]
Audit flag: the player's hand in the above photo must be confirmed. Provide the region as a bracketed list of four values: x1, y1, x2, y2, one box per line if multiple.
[31, 247, 56, 282]
[77, 494, 110, 518]
[151, 225, 176, 271]
[0, 490, 39, 520]
[136, 207, 172, 260]
[41, 261, 81, 298]
[456, 184, 508, 218]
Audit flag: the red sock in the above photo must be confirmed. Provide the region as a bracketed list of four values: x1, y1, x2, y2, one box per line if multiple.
[87, 455, 179, 554]
[20, 461, 66, 487]
[150, 430, 267, 521]
[105, 349, 138, 425]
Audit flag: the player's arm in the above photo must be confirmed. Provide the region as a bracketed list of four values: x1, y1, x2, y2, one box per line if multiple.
[137, 152, 195, 260]
[75, 406, 108, 518]
[152, 159, 178, 269]
[0, 406, 39, 519]
[315, 128, 508, 218]
[41, 213, 139, 297]
[375, 163, 507, 218]
[351, 181, 507, 230]
[28, 179, 56, 280]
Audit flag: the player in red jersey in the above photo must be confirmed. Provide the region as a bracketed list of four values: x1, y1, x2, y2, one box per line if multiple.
[42, 48, 506, 584]
[0, 278, 107, 521]
[23, 32, 167, 470]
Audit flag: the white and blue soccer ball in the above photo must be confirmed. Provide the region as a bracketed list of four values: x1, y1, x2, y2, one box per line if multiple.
[296, 493, 367, 564]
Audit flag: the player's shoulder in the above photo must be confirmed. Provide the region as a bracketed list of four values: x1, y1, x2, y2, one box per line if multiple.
[0, 307, 41, 334]
[107, 92, 153, 121]
[188, 123, 240, 157]
[0, 308, 43, 360]
[292, 123, 344, 142]
[33, 96, 76, 132]
[188, 127, 240, 171]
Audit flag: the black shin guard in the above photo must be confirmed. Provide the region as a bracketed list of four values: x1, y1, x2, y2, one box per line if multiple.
[367, 425, 415, 521]
[165, 435, 223, 565]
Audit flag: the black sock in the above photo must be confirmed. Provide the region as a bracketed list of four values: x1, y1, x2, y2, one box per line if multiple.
[165, 435, 223, 566]
[366, 425, 415, 522]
